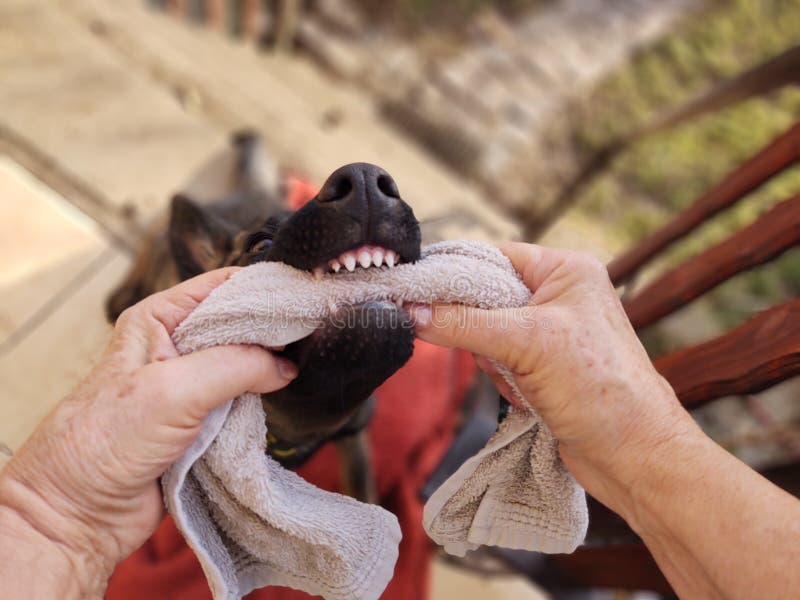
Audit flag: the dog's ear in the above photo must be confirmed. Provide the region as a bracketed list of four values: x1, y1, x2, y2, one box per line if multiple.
[169, 194, 233, 280]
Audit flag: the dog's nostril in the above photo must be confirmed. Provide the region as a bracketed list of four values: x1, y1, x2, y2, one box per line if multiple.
[376, 174, 400, 199]
[318, 163, 402, 206]
[318, 176, 353, 203]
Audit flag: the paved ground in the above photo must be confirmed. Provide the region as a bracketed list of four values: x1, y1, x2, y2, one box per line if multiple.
[0, 1, 618, 597]
[0, 156, 126, 451]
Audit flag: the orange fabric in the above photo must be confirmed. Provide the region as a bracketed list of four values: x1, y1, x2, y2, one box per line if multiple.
[285, 174, 319, 211]
[107, 341, 476, 600]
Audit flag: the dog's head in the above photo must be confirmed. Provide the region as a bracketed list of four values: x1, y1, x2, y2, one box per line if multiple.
[167, 162, 421, 459]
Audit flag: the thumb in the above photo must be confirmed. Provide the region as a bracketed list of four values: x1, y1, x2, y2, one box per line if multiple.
[138, 344, 298, 421]
[406, 303, 542, 369]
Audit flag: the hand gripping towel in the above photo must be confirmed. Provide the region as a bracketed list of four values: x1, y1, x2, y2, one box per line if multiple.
[164, 240, 588, 600]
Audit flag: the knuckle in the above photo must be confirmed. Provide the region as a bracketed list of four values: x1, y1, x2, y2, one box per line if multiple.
[572, 251, 608, 278]
[113, 369, 145, 404]
[523, 243, 543, 261]
[228, 344, 270, 377]
[429, 305, 481, 347]
[447, 312, 472, 343]
[115, 296, 155, 330]
[114, 305, 138, 329]
[428, 304, 459, 331]
[240, 344, 269, 366]
[516, 304, 540, 326]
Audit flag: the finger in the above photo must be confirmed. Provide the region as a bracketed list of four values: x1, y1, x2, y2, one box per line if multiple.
[138, 344, 297, 421]
[110, 268, 244, 368]
[407, 302, 543, 370]
[495, 242, 612, 306]
[494, 241, 543, 273]
[144, 267, 241, 334]
[495, 241, 568, 292]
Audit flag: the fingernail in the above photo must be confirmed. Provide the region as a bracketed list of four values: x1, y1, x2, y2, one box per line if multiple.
[277, 358, 298, 380]
[408, 304, 432, 328]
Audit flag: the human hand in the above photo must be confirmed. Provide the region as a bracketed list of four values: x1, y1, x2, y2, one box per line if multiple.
[408, 242, 700, 517]
[0, 268, 297, 596]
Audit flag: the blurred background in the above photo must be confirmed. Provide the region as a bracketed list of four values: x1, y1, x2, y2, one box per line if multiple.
[1, 0, 798, 598]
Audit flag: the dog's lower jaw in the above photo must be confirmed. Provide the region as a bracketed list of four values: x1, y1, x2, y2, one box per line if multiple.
[261, 302, 415, 476]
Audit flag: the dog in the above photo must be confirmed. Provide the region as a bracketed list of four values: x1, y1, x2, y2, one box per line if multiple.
[106, 131, 422, 502]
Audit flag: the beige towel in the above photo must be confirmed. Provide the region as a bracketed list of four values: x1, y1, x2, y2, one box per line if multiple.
[165, 240, 588, 600]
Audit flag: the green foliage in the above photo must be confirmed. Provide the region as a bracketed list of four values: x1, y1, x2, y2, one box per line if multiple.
[576, 0, 800, 331]
[778, 251, 800, 294]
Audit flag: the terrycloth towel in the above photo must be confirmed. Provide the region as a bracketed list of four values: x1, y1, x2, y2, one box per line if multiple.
[106, 342, 476, 600]
[164, 240, 588, 600]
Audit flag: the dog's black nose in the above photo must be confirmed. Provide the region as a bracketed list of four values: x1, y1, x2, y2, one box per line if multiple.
[318, 163, 400, 207]
[264, 161, 420, 270]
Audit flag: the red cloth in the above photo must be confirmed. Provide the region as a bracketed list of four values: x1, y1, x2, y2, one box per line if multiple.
[107, 341, 476, 600]
[285, 173, 319, 211]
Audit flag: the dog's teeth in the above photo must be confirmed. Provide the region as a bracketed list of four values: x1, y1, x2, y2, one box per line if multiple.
[358, 249, 372, 269]
[385, 251, 396, 268]
[394, 297, 403, 308]
[329, 259, 341, 273]
[342, 253, 356, 272]
[372, 249, 384, 267]
[312, 266, 325, 279]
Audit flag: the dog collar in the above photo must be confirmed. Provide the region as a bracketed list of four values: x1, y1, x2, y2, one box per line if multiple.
[266, 433, 324, 469]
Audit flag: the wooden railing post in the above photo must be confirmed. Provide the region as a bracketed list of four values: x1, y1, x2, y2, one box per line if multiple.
[205, 0, 225, 30]
[166, 0, 187, 18]
[241, 0, 261, 39]
[274, 0, 300, 51]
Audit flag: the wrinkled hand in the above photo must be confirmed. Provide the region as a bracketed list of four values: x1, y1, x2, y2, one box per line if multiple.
[0, 268, 297, 595]
[408, 242, 696, 514]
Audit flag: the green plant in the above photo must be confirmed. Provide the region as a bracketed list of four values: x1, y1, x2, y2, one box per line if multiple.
[575, 0, 800, 332]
